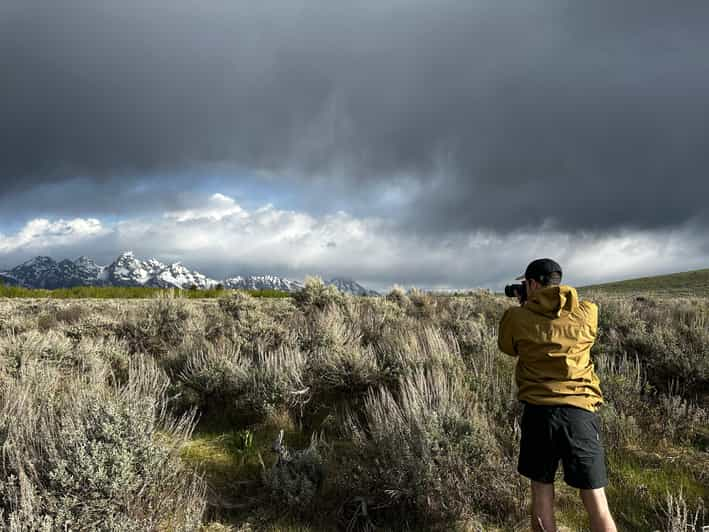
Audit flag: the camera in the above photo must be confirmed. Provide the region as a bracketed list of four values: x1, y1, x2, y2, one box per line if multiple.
[504, 282, 527, 302]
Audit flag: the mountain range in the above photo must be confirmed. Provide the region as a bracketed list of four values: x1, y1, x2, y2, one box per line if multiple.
[0, 252, 378, 295]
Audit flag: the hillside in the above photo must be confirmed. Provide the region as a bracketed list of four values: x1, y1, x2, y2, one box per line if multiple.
[579, 267, 709, 297]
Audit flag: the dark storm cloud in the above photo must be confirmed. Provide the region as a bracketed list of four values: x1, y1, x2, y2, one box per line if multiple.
[2, 0, 708, 232]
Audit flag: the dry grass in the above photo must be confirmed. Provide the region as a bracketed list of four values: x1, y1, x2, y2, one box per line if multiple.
[0, 289, 706, 530]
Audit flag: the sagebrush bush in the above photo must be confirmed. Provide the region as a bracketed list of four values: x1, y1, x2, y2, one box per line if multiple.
[217, 291, 293, 355]
[339, 368, 525, 527]
[652, 393, 708, 445]
[385, 285, 410, 309]
[293, 276, 347, 312]
[372, 325, 464, 385]
[0, 355, 205, 530]
[1, 290, 707, 529]
[178, 340, 307, 421]
[54, 303, 86, 324]
[0, 330, 131, 380]
[116, 296, 191, 357]
[661, 489, 706, 532]
[594, 295, 709, 396]
[263, 432, 325, 510]
[355, 297, 408, 347]
[303, 307, 376, 392]
[406, 287, 437, 320]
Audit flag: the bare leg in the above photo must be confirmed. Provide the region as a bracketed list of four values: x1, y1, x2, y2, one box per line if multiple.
[531, 480, 556, 532]
[580, 488, 617, 532]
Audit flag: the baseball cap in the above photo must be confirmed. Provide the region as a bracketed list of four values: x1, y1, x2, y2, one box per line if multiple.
[515, 258, 563, 281]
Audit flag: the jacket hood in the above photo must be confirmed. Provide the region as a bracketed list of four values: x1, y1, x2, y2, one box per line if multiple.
[525, 284, 579, 319]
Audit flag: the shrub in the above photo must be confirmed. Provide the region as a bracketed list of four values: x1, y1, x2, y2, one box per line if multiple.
[263, 430, 325, 510]
[356, 297, 408, 347]
[594, 296, 709, 397]
[177, 341, 307, 421]
[385, 285, 410, 309]
[293, 276, 347, 312]
[339, 368, 525, 527]
[54, 303, 86, 324]
[624, 321, 709, 395]
[0, 357, 205, 530]
[116, 297, 191, 357]
[598, 403, 641, 449]
[652, 394, 708, 445]
[406, 287, 437, 320]
[594, 353, 646, 414]
[36, 312, 59, 332]
[217, 291, 291, 355]
[303, 307, 376, 393]
[0, 331, 130, 381]
[660, 489, 706, 532]
[372, 326, 465, 386]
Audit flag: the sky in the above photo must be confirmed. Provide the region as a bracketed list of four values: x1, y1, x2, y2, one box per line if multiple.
[1, 0, 708, 291]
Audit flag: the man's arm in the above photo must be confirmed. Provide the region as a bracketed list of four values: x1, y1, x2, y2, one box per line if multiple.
[497, 308, 518, 356]
[581, 300, 599, 343]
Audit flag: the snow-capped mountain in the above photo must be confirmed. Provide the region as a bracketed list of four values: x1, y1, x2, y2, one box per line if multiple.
[223, 275, 304, 292]
[0, 252, 219, 290]
[3, 256, 104, 289]
[0, 252, 378, 295]
[327, 277, 379, 296]
[104, 252, 217, 289]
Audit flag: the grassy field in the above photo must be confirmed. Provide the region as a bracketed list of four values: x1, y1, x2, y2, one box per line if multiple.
[0, 280, 706, 530]
[579, 267, 709, 297]
[0, 283, 291, 299]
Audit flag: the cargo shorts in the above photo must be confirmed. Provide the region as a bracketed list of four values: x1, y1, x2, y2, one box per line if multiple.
[518, 401, 608, 489]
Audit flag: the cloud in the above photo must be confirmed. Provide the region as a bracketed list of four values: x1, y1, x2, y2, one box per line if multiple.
[1, 193, 707, 291]
[165, 193, 248, 222]
[1, 0, 708, 235]
[0, 218, 107, 254]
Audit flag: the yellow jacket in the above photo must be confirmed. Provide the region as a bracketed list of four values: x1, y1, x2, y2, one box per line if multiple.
[498, 284, 603, 412]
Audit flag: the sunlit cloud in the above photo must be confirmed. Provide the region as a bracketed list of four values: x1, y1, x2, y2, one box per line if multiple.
[1, 193, 707, 291]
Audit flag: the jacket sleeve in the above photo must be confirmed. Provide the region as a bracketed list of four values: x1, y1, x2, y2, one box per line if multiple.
[584, 301, 599, 340]
[497, 308, 518, 356]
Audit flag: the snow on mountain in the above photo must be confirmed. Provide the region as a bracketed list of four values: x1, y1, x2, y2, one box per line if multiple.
[102, 252, 219, 289]
[0, 252, 378, 295]
[327, 277, 379, 296]
[4, 256, 102, 289]
[223, 275, 304, 292]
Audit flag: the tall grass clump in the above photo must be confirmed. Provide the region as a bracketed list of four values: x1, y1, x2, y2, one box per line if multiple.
[293, 276, 347, 312]
[594, 295, 709, 397]
[0, 355, 206, 530]
[339, 368, 525, 529]
[116, 296, 192, 357]
[177, 340, 308, 423]
[217, 291, 293, 355]
[661, 490, 706, 532]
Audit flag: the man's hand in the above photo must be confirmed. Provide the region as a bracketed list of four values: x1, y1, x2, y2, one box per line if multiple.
[517, 283, 525, 305]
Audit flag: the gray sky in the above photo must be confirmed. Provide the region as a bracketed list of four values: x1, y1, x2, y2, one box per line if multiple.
[1, 0, 708, 290]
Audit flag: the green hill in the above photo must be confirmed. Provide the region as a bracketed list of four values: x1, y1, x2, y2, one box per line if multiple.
[579, 267, 709, 297]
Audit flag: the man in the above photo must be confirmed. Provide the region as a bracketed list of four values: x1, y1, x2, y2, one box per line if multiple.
[498, 258, 617, 532]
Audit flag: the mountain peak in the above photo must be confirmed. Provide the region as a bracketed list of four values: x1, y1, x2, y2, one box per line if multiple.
[1, 252, 378, 294]
[23, 255, 55, 266]
[327, 278, 379, 296]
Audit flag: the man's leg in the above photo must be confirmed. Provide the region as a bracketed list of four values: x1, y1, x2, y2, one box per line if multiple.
[580, 488, 617, 532]
[531, 480, 556, 532]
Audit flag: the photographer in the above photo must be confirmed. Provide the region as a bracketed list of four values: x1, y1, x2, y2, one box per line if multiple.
[498, 259, 617, 532]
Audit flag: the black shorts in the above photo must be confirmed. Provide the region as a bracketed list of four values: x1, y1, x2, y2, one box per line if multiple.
[518, 402, 608, 489]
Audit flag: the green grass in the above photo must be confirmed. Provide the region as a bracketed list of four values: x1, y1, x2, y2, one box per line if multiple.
[181, 411, 320, 528]
[579, 268, 709, 297]
[0, 284, 292, 299]
[556, 447, 709, 532]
